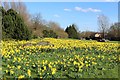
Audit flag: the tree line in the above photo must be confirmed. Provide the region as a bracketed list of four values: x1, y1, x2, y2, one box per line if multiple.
[1, 2, 68, 40]
[1, 2, 120, 41]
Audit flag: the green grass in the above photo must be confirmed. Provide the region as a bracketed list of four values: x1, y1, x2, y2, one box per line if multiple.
[2, 48, 119, 78]
[1, 39, 119, 79]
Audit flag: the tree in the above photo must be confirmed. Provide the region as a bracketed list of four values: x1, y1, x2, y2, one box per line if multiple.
[65, 24, 79, 39]
[47, 21, 68, 38]
[107, 22, 120, 41]
[31, 13, 43, 30]
[2, 8, 31, 40]
[2, 1, 31, 27]
[30, 13, 49, 37]
[2, 2, 9, 10]
[79, 31, 95, 40]
[97, 14, 109, 38]
[42, 30, 58, 38]
[1, 7, 12, 39]
[0, 7, 2, 40]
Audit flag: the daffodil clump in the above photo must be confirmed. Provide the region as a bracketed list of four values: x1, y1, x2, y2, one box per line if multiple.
[1, 38, 119, 79]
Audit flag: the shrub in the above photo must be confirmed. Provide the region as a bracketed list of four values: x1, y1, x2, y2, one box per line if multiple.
[42, 30, 58, 38]
[2, 8, 32, 40]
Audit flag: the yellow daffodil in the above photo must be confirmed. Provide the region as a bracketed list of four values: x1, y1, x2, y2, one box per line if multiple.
[51, 68, 56, 75]
[27, 69, 31, 77]
[18, 75, 25, 79]
[17, 66, 21, 69]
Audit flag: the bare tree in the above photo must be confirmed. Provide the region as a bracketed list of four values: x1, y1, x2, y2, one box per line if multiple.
[2, 1, 30, 26]
[47, 21, 68, 38]
[47, 21, 61, 30]
[97, 14, 109, 38]
[0, 1, 2, 7]
[30, 13, 49, 37]
[10, 1, 17, 11]
[31, 13, 43, 30]
[2, 2, 9, 10]
[108, 22, 120, 39]
[17, 1, 30, 26]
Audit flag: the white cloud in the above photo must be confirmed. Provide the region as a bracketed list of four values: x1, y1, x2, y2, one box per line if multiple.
[88, 8, 101, 12]
[75, 7, 87, 12]
[64, 8, 71, 11]
[53, 14, 60, 18]
[75, 6, 101, 12]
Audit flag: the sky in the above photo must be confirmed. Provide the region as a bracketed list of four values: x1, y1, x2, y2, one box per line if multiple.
[24, 2, 118, 32]
[1, 0, 119, 2]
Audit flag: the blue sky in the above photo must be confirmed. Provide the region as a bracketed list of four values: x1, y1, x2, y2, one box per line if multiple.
[3, 0, 119, 2]
[25, 2, 118, 32]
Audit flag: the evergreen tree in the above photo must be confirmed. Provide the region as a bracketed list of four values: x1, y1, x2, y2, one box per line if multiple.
[2, 8, 32, 40]
[0, 7, 2, 40]
[65, 24, 79, 39]
[0, 7, 6, 16]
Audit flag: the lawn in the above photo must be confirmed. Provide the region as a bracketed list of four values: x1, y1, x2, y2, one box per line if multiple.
[1, 38, 119, 79]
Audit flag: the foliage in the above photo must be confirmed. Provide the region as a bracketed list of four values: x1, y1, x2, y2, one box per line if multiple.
[65, 24, 79, 39]
[47, 21, 68, 38]
[42, 30, 58, 38]
[79, 31, 96, 40]
[1, 38, 119, 79]
[2, 8, 32, 40]
[107, 22, 120, 41]
[2, 1, 30, 26]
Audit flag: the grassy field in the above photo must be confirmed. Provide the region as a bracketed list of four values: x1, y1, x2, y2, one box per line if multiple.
[1, 38, 119, 79]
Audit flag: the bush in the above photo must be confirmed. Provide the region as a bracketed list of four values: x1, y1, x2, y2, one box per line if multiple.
[42, 30, 58, 38]
[2, 8, 32, 40]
